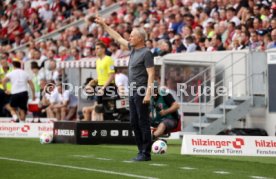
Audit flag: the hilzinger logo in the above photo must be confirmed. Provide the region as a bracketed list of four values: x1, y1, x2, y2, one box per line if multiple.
[0, 126, 20, 132]
[191, 138, 244, 149]
[255, 140, 276, 148]
[21, 125, 30, 133]
[0, 125, 31, 133]
[232, 138, 244, 149]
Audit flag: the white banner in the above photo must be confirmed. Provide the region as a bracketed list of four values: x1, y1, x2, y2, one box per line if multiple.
[0, 118, 56, 123]
[267, 53, 276, 64]
[181, 135, 276, 157]
[0, 123, 54, 138]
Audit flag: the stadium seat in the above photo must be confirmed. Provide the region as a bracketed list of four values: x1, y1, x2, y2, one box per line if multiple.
[169, 117, 182, 133]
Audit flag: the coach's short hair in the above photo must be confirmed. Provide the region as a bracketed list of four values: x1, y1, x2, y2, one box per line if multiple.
[134, 27, 147, 41]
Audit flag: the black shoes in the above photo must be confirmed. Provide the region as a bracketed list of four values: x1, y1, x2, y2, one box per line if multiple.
[132, 154, 151, 162]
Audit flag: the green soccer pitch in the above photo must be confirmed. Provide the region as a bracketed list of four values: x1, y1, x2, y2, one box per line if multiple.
[0, 138, 275, 179]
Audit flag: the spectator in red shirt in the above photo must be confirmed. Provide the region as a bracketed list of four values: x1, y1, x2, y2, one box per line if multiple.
[7, 20, 24, 43]
[110, 12, 120, 25]
[27, 12, 44, 34]
[0, 14, 9, 29]
[5, 4, 16, 18]
[23, 1, 37, 19]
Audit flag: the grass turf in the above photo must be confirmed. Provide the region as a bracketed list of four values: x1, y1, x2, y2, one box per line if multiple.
[0, 138, 275, 179]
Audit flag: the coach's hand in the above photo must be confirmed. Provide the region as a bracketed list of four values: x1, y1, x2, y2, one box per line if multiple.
[143, 94, 150, 104]
[95, 16, 105, 26]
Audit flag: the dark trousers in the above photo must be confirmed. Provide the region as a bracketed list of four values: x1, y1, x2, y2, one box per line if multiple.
[0, 89, 11, 117]
[0, 89, 6, 117]
[129, 91, 152, 157]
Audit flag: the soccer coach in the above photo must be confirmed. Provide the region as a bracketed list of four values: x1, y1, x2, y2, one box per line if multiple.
[95, 16, 155, 161]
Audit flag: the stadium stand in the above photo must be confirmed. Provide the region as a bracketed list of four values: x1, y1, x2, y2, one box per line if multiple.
[1, 0, 276, 60]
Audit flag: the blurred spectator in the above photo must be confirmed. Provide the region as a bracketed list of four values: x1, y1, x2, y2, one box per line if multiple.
[211, 34, 226, 51]
[26, 12, 43, 34]
[0, 59, 16, 118]
[238, 31, 250, 49]
[157, 39, 172, 56]
[109, 42, 120, 59]
[158, 24, 170, 40]
[226, 7, 241, 26]
[198, 37, 207, 51]
[146, 39, 156, 54]
[267, 29, 276, 49]
[39, 3, 54, 22]
[2, 61, 35, 122]
[44, 60, 60, 83]
[173, 34, 186, 53]
[168, 14, 182, 33]
[115, 68, 129, 97]
[0, 59, 12, 92]
[30, 61, 43, 98]
[68, 48, 81, 60]
[249, 31, 262, 50]
[1, 14, 9, 29]
[225, 21, 236, 47]
[116, 44, 130, 58]
[185, 36, 197, 52]
[7, 20, 24, 44]
[47, 82, 78, 121]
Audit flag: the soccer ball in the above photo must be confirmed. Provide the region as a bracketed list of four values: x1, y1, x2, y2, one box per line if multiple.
[152, 140, 167, 154]
[40, 133, 53, 144]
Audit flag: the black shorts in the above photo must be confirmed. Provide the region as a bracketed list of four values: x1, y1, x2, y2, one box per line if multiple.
[162, 118, 178, 133]
[10, 91, 28, 112]
[96, 85, 118, 104]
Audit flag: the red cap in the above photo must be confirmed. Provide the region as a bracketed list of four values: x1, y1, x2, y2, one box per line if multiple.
[99, 37, 111, 47]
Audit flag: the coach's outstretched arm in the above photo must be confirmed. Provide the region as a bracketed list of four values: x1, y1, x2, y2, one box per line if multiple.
[95, 17, 128, 48]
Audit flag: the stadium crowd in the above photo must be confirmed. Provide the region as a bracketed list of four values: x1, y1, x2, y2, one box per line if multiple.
[1, 0, 276, 121]
[1, 0, 276, 56]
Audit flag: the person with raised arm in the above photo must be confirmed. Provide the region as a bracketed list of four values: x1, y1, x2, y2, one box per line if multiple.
[95, 16, 155, 161]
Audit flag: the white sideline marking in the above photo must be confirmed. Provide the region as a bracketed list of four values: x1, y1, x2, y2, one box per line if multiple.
[72, 155, 95, 158]
[250, 176, 271, 179]
[72, 155, 112, 161]
[95, 158, 112, 161]
[149, 164, 167, 167]
[213, 171, 230, 175]
[122, 160, 135, 163]
[180, 167, 196, 170]
[0, 157, 158, 179]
